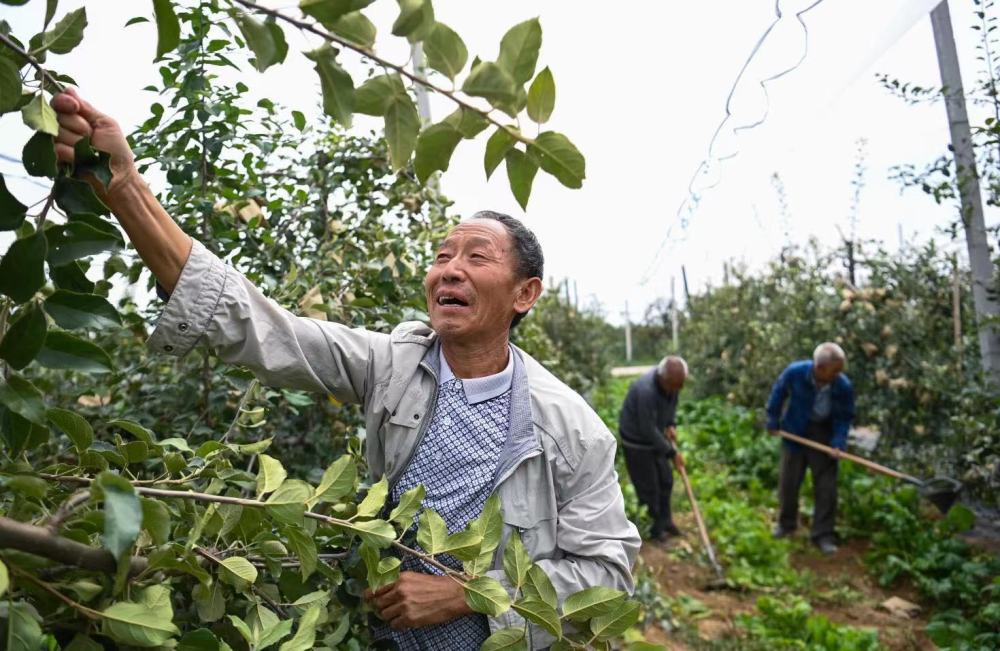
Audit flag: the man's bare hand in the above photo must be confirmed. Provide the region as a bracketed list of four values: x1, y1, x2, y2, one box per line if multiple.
[51, 87, 138, 204]
[768, 429, 779, 437]
[665, 426, 678, 443]
[365, 571, 473, 631]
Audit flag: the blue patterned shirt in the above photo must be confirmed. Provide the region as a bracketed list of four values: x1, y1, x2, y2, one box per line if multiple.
[373, 349, 513, 650]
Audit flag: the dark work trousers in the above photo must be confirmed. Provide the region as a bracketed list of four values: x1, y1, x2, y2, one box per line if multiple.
[622, 443, 674, 538]
[777, 420, 839, 541]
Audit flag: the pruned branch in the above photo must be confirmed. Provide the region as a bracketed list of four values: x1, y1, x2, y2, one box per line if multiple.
[0, 30, 66, 93]
[229, 0, 530, 146]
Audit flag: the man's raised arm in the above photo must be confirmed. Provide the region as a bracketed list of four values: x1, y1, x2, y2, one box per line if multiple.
[52, 88, 192, 293]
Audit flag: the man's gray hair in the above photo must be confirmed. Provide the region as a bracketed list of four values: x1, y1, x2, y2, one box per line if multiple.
[656, 355, 688, 380]
[813, 342, 846, 366]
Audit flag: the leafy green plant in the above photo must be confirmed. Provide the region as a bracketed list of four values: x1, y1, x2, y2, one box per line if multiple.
[735, 596, 881, 651]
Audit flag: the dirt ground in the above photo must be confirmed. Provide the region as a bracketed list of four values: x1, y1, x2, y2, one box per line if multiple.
[637, 513, 935, 650]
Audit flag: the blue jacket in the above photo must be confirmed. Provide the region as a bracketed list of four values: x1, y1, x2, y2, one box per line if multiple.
[766, 360, 855, 450]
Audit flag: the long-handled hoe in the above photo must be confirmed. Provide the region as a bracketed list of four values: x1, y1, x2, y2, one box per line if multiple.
[667, 430, 729, 590]
[777, 430, 963, 514]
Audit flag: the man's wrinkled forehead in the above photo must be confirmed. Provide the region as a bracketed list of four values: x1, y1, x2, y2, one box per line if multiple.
[440, 219, 510, 251]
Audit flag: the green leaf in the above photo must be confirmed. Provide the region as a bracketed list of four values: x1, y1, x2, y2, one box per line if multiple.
[285, 525, 318, 580]
[944, 504, 975, 532]
[277, 601, 324, 651]
[312, 454, 356, 504]
[337, 518, 396, 548]
[328, 11, 376, 49]
[265, 479, 312, 525]
[102, 585, 181, 646]
[360, 542, 400, 591]
[64, 634, 104, 651]
[354, 73, 407, 116]
[528, 131, 585, 189]
[152, 0, 180, 58]
[462, 61, 517, 106]
[22, 131, 58, 177]
[424, 22, 466, 80]
[0, 173, 28, 229]
[503, 531, 532, 589]
[192, 581, 225, 622]
[512, 597, 562, 638]
[388, 483, 425, 527]
[481, 628, 527, 651]
[497, 18, 541, 85]
[237, 14, 287, 73]
[384, 96, 420, 171]
[561, 586, 626, 622]
[96, 472, 142, 559]
[37, 330, 113, 373]
[228, 615, 253, 644]
[53, 176, 110, 216]
[443, 528, 484, 560]
[44, 0, 58, 29]
[219, 556, 258, 587]
[0, 230, 46, 302]
[72, 136, 112, 188]
[44, 289, 121, 329]
[256, 453, 287, 496]
[505, 148, 538, 210]
[47, 221, 122, 266]
[484, 127, 516, 179]
[255, 609, 293, 648]
[141, 498, 171, 545]
[416, 508, 449, 555]
[21, 93, 59, 135]
[299, 0, 374, 26]
[33, 7, 86, 55]
[589, 599, 641, 639]
[0, 58, 21, 113]
[108, 419, 157, 444]
[47, 406, 92, 452]
[391, 0, 434, 42]
[51, 260, 95, 293]
[523, 564, 558, 609]
[0, 559, 7, 597]
[176, 629, 220, 651]
[527, 67, 555, 124]
[0, 303, 47, 370]
[473, 494, 503, 556]
[414, 121, 462, 184]
[308, 45, 354, 126]
[443, 107, 488, 139]
[356, 475, 389, 518]
[6, 601, 44, 651]
[463, 576, 512, 617]
[0, 374, 46, 426]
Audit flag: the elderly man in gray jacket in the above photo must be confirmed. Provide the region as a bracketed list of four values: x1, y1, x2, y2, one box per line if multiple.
[52, 89, 640, 650]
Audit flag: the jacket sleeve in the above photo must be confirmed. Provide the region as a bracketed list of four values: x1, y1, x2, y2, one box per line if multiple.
[831, 380, 855, 449]
[766, 366, 791, 430]
[487, 429, 641, 646]
[146, 239, 382, 405]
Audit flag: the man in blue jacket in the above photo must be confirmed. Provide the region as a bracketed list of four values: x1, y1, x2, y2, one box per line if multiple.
[766, 343, 855, 555]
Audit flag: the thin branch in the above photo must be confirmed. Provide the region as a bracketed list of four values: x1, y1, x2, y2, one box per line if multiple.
[45, 489, 91, 533]
[228, 0, 530, 146]
[39, 473, 463, 579]
[0, 31, 65, 93]
[36, 191, 56, 229]
[222, 378, 259, 443]
[194, 546, 289, 618]
[8, 565, 103, 620]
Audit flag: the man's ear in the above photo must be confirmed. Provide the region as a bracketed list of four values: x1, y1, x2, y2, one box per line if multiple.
[513, 277, 544, 317]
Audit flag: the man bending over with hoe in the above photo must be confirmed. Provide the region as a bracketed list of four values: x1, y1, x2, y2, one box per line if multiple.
[767, 343, 855, 555]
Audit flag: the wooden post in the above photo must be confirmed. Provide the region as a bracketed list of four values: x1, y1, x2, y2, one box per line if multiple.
[931, 1, 1000, 385]
[681, 265, 691, 302]
[623, 301, 632, 363]
[671, 276, 679, 351]
[953, 254, 963, 372]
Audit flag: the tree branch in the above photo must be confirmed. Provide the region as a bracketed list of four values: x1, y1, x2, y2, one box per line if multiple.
[228, 0, 530, 146]
[8, 565, 103, 620]
[0, 31, 66, 93]
[45, 489, 91, 533]
[0, 516, 147, 576]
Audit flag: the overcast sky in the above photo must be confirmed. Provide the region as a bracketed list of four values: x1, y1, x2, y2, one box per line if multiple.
[2, 0, 996, 324]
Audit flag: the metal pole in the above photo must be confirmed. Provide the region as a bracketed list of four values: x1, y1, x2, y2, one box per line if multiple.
[681, 265, 691, 302]
[671, 276, 679, 351]
[931, 1, 1000, 384]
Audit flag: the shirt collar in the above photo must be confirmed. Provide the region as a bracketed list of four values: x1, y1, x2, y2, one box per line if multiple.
[439, 346, 514, 405]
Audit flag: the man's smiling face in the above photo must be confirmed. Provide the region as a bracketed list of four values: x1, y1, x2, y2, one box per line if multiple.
[424, 219, 526, 343]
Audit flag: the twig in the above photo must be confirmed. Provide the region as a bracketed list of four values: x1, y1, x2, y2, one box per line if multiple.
[36, 191, 56, 229]
[222, 378, 259, 443]
[8, 564, 103, 620]
[39, 473, 464, 579]
[194, 546, 288, 618]
[228, 0, 530, 146]
[0, 31, 66, 93]
[45, 489, 91, 533]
